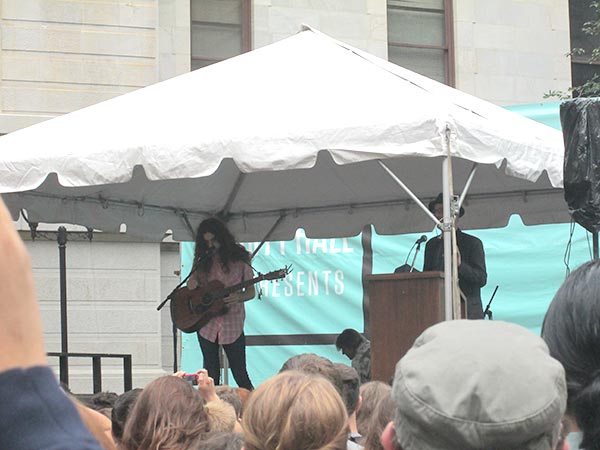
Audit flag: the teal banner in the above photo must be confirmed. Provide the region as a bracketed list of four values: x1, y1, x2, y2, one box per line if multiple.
[180, 230, 365, 383]
[180, 219, 591, 386]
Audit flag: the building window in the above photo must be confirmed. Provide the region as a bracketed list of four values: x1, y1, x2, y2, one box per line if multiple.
[191, 0, 251, 71]
[387, 0, 454, 85]
[569, 0, 600, 95]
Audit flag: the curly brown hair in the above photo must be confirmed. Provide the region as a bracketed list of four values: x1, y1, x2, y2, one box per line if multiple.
[193, 218, 250, 273]
[120, 376, 209, 450]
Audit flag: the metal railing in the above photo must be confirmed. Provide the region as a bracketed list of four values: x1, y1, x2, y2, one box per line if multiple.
[47, 352, 132, 393]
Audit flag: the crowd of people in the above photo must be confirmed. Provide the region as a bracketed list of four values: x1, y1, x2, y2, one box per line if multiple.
[2, 192, 600, 450]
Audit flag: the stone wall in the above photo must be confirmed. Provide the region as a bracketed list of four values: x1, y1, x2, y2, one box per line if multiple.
[2, 0, 572, 392]
[252, 0, 388, 58]
[454, 0, 571, 105]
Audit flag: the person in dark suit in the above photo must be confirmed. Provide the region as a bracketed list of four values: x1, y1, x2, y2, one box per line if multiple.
[423, 194, 487, 319]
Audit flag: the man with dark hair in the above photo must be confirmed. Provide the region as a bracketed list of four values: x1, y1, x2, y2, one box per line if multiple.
[89, 391, 118, 412]
[335, 329, 371, 383]
[111, 388, 143, 443]
[423, 193, 487, 319]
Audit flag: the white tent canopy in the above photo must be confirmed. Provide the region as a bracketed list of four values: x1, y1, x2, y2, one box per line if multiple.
[0, 26, 566, 243]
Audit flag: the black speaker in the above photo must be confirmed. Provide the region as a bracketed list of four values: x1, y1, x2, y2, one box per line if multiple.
[560, 98, 600, 233]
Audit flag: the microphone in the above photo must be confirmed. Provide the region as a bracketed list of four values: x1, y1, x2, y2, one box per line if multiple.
[196, 247, 216, 262]
[395, 235, 427, 273]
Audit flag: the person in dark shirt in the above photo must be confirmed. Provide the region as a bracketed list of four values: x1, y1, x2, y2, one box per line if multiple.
[423, 194, 487, 319]
[336, 328, 371, 383]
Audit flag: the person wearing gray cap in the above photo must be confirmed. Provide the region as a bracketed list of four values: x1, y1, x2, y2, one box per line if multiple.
[380, 320, 567, 450]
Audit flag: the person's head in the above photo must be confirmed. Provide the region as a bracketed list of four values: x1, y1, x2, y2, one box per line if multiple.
[234, 387, 251, 417]
[242, 371, 348, 450]
[382, 320, 566, 450]
[71, 396, 118, 450]
[89, 391, 118, 411]
[334, 363, 361, 416]
[280, 353, 344, 397]
[120, 376, 209, 450]
[215, 385, 243, 419]
[335, 329, 365, 360]
[427, 193, 464, 222]
[205, 399, 238, 433]
[363, 394, 395, 450]
[542, 259, 600, 450]
[111, 388, 142, 442]
[357, 381, 392, 437]
[197, 431, 244, 450]
[193, 217, 249, 271]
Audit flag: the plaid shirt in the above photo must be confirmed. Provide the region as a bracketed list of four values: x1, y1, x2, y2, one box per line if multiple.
[196, 256, 253, 345]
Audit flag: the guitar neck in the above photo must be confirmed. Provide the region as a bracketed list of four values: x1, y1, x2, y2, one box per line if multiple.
[221, 275, 265, 304]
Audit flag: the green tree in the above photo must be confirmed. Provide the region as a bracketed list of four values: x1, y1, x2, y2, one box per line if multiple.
[546, 1, 600, 99]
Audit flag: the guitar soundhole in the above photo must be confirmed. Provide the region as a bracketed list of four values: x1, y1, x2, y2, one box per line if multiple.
[200, 294, 213, 306]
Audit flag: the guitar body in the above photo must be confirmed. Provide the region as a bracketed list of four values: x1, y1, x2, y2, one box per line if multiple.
[168, 267, 289, 333]
[170, 280, 229, 333]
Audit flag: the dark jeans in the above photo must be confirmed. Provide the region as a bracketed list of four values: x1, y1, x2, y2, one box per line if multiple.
[197, 332, 254, 390]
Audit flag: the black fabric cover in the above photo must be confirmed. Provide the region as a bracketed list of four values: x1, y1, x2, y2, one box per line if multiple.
[560, 98, 600, 232]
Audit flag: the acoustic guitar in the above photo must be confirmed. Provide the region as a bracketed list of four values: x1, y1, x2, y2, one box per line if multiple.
[170, 268, 289, 333]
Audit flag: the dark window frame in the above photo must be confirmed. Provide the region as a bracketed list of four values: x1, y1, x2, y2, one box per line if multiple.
[387, 0, 455, 86]
[191, 0, 251, 69]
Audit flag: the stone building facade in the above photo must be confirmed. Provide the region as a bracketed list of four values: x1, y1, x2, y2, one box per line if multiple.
[0, 0, 572, 392]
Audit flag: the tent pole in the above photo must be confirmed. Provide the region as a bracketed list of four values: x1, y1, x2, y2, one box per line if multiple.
[376, 161, 441, 226]
[57, 226, 69, 385]
[251, 214, 285, 258]
[179, 210, 196, 239]
[457, 163, 478, 210]
[219, 173, 246, 220]
[594, 232, 599, 260]
[445, 130, 462, 320]
[442, 158, 454, 321]
[378, 158, 453, 318]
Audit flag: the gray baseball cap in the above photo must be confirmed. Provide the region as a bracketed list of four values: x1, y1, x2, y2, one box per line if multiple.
[391, 320, 566, 450]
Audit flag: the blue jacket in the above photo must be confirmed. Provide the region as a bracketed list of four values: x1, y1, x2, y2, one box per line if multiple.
[0, 365, 103, 450]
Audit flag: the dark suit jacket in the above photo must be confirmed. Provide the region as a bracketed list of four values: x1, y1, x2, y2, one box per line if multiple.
[423, 230, 487, 319]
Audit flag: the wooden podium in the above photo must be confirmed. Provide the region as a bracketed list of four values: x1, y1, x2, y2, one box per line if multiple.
[366, 271, 455, 382]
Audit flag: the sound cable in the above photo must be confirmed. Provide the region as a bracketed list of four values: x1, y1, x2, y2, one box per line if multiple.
[563, 219, 576, 277]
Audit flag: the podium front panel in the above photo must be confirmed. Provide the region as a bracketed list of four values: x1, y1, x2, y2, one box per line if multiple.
[366, 272, 445, 382]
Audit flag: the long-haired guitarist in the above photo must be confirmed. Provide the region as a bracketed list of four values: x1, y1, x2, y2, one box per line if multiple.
[187, 217, 254, 390]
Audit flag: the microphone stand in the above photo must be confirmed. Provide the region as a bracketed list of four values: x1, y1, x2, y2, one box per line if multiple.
[156, 248, 215, 373]
[483, 285, 499, 320]
[157, 270, 192, 312]
[157, 249, 214, 311]
[409, 242, 424, 272]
